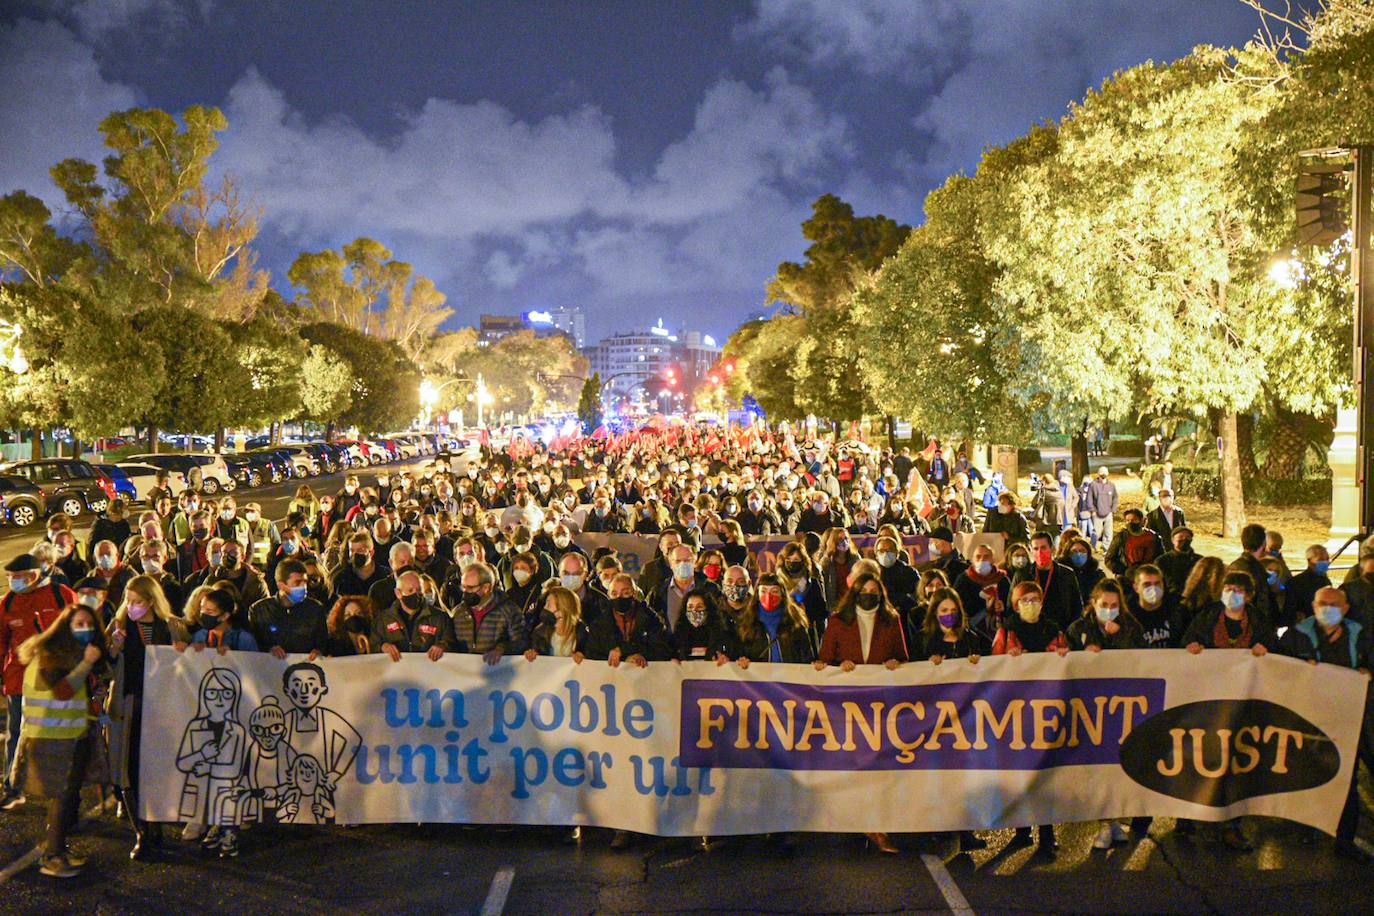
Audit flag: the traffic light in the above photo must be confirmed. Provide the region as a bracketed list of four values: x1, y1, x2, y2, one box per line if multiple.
[1296, 161, 1351, 247]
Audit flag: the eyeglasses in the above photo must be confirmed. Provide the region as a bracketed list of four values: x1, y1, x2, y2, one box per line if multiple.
[204, 688, 236, 701]
[251, 723, 285, 737]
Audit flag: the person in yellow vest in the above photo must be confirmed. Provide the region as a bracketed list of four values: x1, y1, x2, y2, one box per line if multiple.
[243, 502, 280, 571]
[10, 604, 105, 879]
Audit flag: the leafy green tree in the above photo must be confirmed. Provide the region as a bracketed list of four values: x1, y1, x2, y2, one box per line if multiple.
[854, 173, 1029, 445]
[298, 321, 420, 433]
[577, 373, 604, 434]
[766, 195, 909, 434]
[289, 238, 452, 358]
[299, 344, 355, 433]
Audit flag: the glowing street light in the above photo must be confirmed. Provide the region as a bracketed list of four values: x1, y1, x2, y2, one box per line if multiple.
[1268, 255, 1306, 289]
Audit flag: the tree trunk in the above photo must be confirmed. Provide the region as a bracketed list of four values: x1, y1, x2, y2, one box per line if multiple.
[69, 437, 81, 459]
[29, 428, 41, 461]
[146, 425, 159, 454]
[1070, 416, 1090, 483]
[1260, 406, 1334, 481]
[1236, 411, 1259, 479]
[214, 427, 226, 454]
[1219, 410, 1246, 538]
[886, 415, 896, 449]
[325, 421, 335, 444]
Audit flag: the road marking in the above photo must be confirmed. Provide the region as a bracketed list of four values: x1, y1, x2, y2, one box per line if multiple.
[0, 801, 105, 884]
[921, 853, 974, 915]
[480, 866, 515, 916]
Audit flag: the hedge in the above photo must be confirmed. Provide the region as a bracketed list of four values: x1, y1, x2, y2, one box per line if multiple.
[1017, 447, 1042, 466]
[1107, 437, 1145, 457]
[1139, 463, 1331, 507]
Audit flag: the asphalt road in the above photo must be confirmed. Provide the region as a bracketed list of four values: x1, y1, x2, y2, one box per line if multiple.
[0, 780, 1372, 914]
[0, 457, 437, 569]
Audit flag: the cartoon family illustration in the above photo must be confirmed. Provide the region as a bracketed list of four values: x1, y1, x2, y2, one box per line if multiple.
[175, 662, 361, 828]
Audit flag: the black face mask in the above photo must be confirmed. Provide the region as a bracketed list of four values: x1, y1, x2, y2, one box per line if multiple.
[856, 593, 880, 611]
[460, 589, 483, 607]
[344, 615, 370, 635]
[1128, 522, 1143, 534]
[400, 593, 424, 612]
[783, 561, 805, 576]
[351, 553, 369, 568]
[222, 554, 239, 570]
[609, 596, 637, 615]
[1176, 539, 1193, 552]
[200, 614, 222, 629]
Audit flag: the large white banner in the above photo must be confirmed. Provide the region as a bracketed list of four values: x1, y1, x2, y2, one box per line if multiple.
[139, 647, 1366, 835]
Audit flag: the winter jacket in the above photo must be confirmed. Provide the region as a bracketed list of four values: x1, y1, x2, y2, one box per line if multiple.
[1085, 478, 1119, 517]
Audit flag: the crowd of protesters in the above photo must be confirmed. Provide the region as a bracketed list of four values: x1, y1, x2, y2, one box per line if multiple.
[1, 425, 1370, 877]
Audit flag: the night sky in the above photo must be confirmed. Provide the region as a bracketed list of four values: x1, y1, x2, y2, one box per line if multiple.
[0, 1, 1265, 341]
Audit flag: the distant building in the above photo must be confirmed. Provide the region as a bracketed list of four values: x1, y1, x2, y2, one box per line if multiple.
[479, 311, 579, 348]
[478, 314, 528, 347]
[584, 319, 721, 406]
[526, 306, 586, 348]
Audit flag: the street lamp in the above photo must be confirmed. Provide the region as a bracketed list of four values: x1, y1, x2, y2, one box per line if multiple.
[1268, 255, 1306, 289]
[419, 375, 492, 430]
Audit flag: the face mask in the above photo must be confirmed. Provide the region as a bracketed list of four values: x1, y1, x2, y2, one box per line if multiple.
[998, 504, 1012, 515]
[686, 608, 707, 628]
[321, 502, 333, 513]
[286, 585, 308, 604]
[127, 602, 149, 621]
[192, 526, 208, 539]
[608, 596, 636, 616]
[224, 552, 243, 569]
[703, 564, 722, 581]
[456, 554, 475, 569]
[1070, 552, 1088, 568]
[595, 505, 609, 517]
[282, 541, 299, 555]
[724, 584, 750, 603]
[77, 593, 101, 610]
[1221, 589, 1246, 611]
[813, 501, 826, 514]
[541, 521, 556, 535]
[673, 561, 696, 580]
[975, 560, 993, 576]
[97, 555, 116, 570]
[460, 589, 483, 607]
[1141, 585, 1163, 606]
[345, 485, 357, 494]
[8, 576, 31, 594]
[877, 551, 896, 568]
[1034, 547, 1052, 567]
[378, 477, 390, 487]
[1011, 555, 1028, 569]
[245, 512, 260, 523]
[1313, 560, 1330, 575]
[1016, 599, 1042, 623]
[1095, 604, 1119, 623]
[1266, 571, 1279, 587]
[758, 591, 782, 612]
[856, 593, 880, 611]
[142, 559, 162, 575]
[1127, 522, 1143, 534]
[512, 569, 532, 585]
[220, 509, 235, 521]
[559, 573, 583, 591]
[514, 542, 531, 553]
[400, 593, 424, 612]
[748, 500, 762, 512]
[836, 540, 850, 554]
[1315, 604, 1344, 628]
[778, 498, 792, 509]
[783, 561, 805, 577]
[72, 626, 95, 645]
[553, 535, 570, 549]
[199, 614, 222, 630]
[937, 612, 960, 629]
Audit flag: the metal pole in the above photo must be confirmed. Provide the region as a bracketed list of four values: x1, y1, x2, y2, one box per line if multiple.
[1353, 147, 1374, 531]
[476, 373, 485, 429]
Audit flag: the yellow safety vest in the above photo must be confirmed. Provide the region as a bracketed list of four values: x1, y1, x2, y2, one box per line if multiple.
[20, 661, 89, 740]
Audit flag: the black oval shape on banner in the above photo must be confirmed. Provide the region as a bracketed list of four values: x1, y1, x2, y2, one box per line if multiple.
[1119, 699, 1340, 805]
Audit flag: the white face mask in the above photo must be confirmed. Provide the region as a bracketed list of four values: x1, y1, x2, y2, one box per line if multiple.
[1141, 585, 1163, 606]
[512, 569, 532, 585]
[1016, 599, 1042, 623]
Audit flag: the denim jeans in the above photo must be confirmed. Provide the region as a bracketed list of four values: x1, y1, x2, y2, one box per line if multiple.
[4, 694, 21, 792]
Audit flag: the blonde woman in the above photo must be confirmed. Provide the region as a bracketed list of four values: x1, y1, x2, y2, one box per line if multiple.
[523, 585, 588, 661]
[105, 574, 188, 860]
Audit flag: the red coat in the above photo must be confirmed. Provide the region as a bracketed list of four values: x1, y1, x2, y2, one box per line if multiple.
[817, 612, 909, 665]
[0, 582, 74, 695]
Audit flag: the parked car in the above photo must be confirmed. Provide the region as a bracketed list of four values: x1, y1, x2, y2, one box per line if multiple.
[125, 453, 236, 495]
[274, 445, 321, 477]
[0, 475, 45, 528]
[305, 442, 349, 473]
[242, 448, 296, 483]
[335, 440, 372, 466]
[3, 458, 113, 517]
[91, 464, 139, 503]
[107, 461, 189, 503]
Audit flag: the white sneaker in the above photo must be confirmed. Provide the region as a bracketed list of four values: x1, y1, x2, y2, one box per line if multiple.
[181, 822, 207, 842]
[1093, 824, 1114, 849]
[1, 793, 26, 811]
[1110, 822, 1130, 845]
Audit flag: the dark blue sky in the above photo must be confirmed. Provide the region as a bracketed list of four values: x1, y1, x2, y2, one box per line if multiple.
[0, 1, 1268, 341]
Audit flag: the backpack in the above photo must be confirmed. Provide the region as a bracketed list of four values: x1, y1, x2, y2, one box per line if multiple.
[1, 581, 66, 617]
[1123, 529, 1158, 567]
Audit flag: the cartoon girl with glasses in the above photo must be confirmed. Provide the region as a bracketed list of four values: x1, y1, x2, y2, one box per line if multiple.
[175, 667, 248, 840]
[241, 696, 297, 824]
